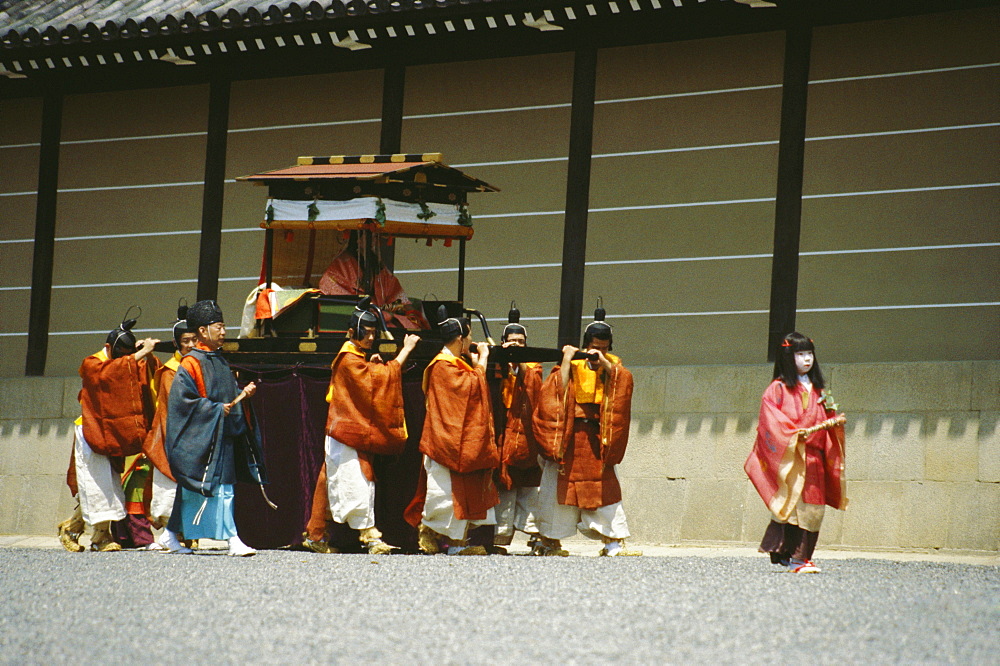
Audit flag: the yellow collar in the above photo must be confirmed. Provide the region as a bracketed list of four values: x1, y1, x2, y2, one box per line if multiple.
[570, 353, 621, 405]
[432, 351, 473, 372]
[340, 340, 366, 357]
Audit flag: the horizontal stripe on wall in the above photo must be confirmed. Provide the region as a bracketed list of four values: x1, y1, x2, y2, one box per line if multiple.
[1, 180, 997, 243]
[1, 122, 996, 198]
[456, 122, 1000, 167]
[0, 242, 995, 291]
[0, 225, 256, 244]
[1, 62, 995, 151]
[472, 182, 1000, 218]
[2, 301, 996, 337]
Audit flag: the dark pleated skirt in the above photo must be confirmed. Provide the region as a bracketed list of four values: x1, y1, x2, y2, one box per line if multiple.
[759, 519, 819, 562]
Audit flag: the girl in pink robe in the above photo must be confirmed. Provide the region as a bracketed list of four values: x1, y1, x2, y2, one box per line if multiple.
[744, 332, 847, 573]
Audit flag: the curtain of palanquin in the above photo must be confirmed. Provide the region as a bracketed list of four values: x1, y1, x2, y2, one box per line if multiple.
[233, 373, 327, 549]
[232, 371, 425, 551]
[265, 230, 348, 289]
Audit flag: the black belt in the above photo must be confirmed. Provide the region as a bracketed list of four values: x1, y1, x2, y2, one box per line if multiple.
[574, 417, 600, 426]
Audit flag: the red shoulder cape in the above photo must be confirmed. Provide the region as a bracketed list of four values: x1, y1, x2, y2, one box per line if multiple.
[79, 351, 159, 457]
[418, 353, 499, 520]
[744, 379, 847, 519]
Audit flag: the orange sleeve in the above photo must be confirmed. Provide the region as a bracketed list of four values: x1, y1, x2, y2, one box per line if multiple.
[179, 355, 208, 398]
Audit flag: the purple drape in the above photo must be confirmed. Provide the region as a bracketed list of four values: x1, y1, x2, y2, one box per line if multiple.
[232, 370, 426, 551]
[234, 373, 328, 549]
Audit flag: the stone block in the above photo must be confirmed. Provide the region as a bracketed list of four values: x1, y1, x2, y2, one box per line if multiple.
[842, 416, 872, 481]
[978, 412, 1000, 483]
[946, 482, 1000, 551]
[816, 506, 844, 547]
[0, 377, 67, 419]
[0, 475, 21, 534]
[663, 364, 771, 414]
[970, 361, 1000, 411]
[0, 419, 76, 476]
[17, 473, 73, 536]
[923, 412, 979, 482]
[619, 416, 671, 480]
[620, 476, 687, 544]
[897, 482, 952, 549]
[679, 479, 745, 542]
[831, 362, 972, 413]
[849, 413, 925, 482]
[840, 481, 907, 549]
[629, 366, 667, 415]
[661, 414, 718, 480]
[62, 376, 82, 419]
[739, 479, 772, 543]
[713, 414, 757, 481]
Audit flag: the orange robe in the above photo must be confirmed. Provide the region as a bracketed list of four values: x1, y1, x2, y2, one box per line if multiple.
[324, 341, 408, 481]
[78, 350, 159, 458]
[67, 349, 158, 494]
[142, 353, 181, 482]
[744, 380, 847, 520]
[497, 363, 543, 489]
[305, 340, 410, 539]
[533, 355, 633, 510]
[419, 353, 499, 520]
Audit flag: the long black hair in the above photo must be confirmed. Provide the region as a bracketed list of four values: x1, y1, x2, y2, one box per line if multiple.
[773, 331, 825, 390]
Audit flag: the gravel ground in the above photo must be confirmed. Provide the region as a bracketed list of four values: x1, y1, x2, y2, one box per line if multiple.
[0, 545, 997, 664]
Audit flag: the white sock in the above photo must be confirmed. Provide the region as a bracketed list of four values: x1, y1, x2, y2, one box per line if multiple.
[604, 540, 623, 555]
[159, 529, 181, 546]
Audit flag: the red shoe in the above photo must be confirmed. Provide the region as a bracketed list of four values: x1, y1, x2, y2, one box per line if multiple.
[789, 558, 821, 573]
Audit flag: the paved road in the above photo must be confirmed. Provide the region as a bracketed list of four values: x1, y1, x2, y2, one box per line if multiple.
[0, 541, 996, 664]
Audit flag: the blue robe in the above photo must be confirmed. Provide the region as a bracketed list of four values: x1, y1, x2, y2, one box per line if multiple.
[165, 347, 267, 540]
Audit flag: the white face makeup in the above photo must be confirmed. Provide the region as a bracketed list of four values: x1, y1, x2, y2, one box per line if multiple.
[794, 350, 815, 375]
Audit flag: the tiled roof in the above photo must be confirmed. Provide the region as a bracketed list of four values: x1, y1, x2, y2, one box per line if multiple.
[0, 1, 522, 50]
[3, 0, 742, 83]
[0, 0, 983, 86]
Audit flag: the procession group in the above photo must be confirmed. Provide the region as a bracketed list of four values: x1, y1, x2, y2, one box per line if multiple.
[56, 297, 846, 572]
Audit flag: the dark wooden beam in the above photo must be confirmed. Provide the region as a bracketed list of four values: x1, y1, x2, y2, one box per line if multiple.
[380, 64, 405, 154]
[379, 64, 405, 273]
[557, 48, 597, 349]
[24, 90, 62, 376]
[767, 21, 812, 361]
[457, 238, 466, 305]
[196, 77, 230, 302]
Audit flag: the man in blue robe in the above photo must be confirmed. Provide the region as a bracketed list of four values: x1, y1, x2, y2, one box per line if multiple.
[163, 300, 267, 557]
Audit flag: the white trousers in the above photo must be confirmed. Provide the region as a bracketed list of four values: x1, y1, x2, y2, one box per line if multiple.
[149, 467, 177, 525]
[535, 457, 630, 542]
[495, 485, 540, 544]
[420, 456, 495, 541]
[325, 436, 376, 530]
[73, 424, 126, 527]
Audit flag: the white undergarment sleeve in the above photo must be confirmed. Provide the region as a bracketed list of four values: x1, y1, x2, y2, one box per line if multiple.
[73, 424, 126, 527]
[325, 435, 376, 530]
[420, 455, 495, 541]
[496, 485, 541, 543]
[535, 456, 630, 541]
[149, 466, 177, 524]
